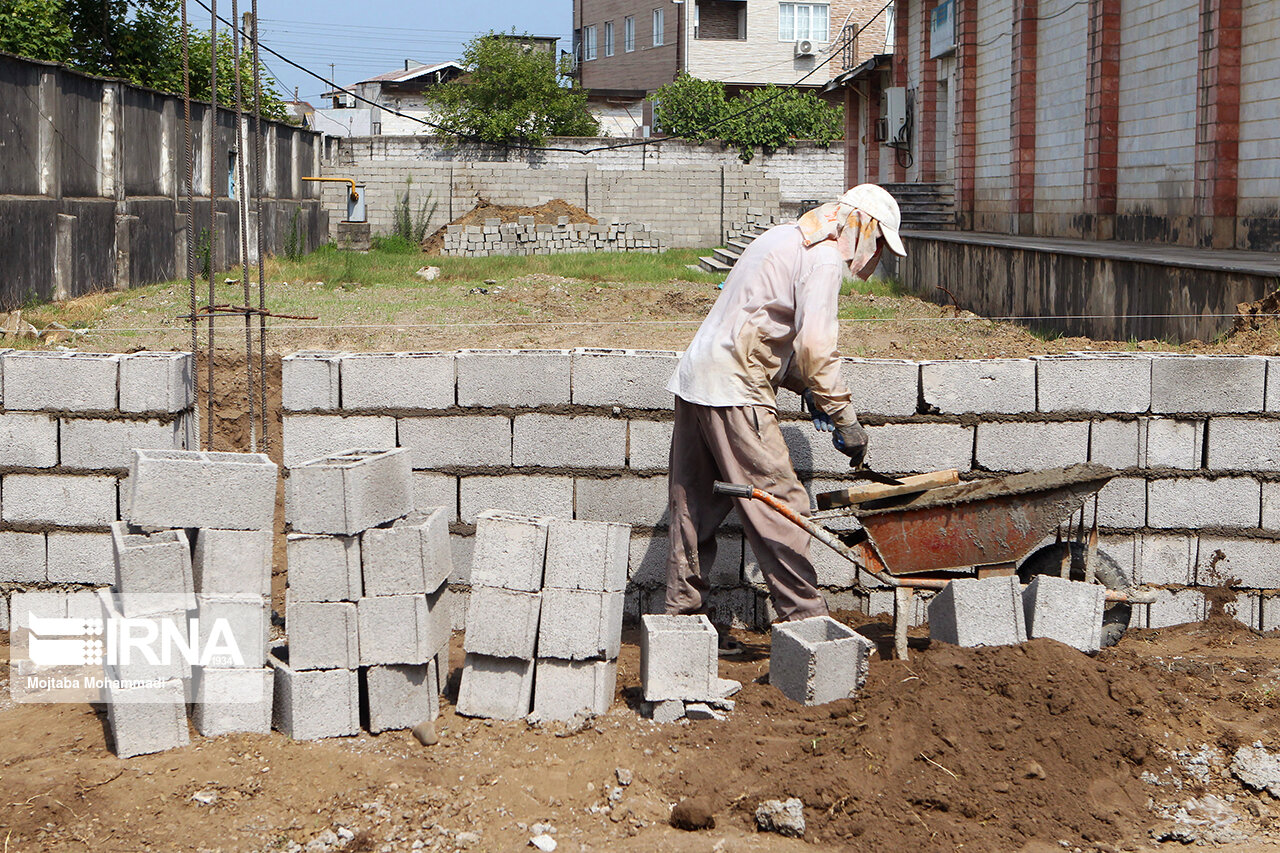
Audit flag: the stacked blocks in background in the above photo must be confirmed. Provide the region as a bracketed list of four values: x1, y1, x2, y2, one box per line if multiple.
[281, 447, 452, 738]
[928, 575, 1030, 648]
[770, 616, 874, 706]
[640, 614, 740, 722]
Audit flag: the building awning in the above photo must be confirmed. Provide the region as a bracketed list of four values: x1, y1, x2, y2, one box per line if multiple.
[820, 53, 892, 93]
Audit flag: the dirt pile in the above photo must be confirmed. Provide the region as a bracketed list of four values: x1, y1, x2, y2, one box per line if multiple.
[422, 198, 597, 254]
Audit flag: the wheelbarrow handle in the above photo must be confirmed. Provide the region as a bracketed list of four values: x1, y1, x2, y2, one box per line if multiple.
[713, 480, 755, 499]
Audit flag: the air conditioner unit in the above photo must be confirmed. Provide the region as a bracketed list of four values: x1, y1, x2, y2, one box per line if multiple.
[794, 39, 815, 57]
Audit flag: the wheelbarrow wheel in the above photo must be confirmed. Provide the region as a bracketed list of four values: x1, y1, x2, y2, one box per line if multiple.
[1017, 541, 1132, 648]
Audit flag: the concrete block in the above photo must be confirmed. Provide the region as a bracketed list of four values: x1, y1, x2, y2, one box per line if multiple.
[1224, 591, 1260, 629]
[513, 414, 627, 468]
[103, 678, 190, 757]
[575, 475, 670, 526]
[3, 351, 120, 412]
[1265, 482, 1280, 533]
[627, 418, 674, 470]
[781, 423, 858, 475]
[460, 474, 574, 523]
[841, 358, 920, 417]
[286, 448, 412, 535]
[456, 349, 571, 407]
[340, 352, 455, 410]
[1269, 357, 1280, 412]
[281, 414, 396, 467]
[471, 510, 549, 591]
[398, 415, 512, 468]
[640, 614, 717, 702]
[128, 449, 277, 530]
[455, 653, 535, 720]
[921, 359, 1036, 414]
[1142, 588, 1207, 629]
[363, 507, 453, 595]
[99, 593, 191, 681]
[449, 533, 474, 584]
[1090, 420, 1140, 469]
[927, 575, 1028, 647]
[864, 423, 973, 474]
[769, 616, 873, 705]
[745, 535, 855, 589]
[285, 600, 358, 669]
[1021, 575, 1105, 653]
[60, 417, 185, 470]
[544, 518, 630, 592]
[286, 533, 362, 602]
[46, 530, 112, 585]
[3, 473, 116, 527]
[112, 522, 193, 600]
[1143, 417, 1203, 469]
[363, 663, 437, 733]
[269, 652, 360, 739]
[651, 698, 685, 723]
[1137, 533, 1197, 585]
[118, 352, 194, 414]
[1095, 477, 1146, 528]
[1151, 355, 1266, 414]
[1148, 477, 1260, 529]
[1261, 595, 1280, 632]
[628, 534, 671, 588]
[358, 587, 452, 665]
[1196, 537, 1280, 588]
[0, 413, 58, 467]
[538, 588, 623, 660]
[463, 587, 541, 659]
[281, 351, 344, 412]
[1206, 418, 1280, 472]
[865, 588, 933, 626]
[1035, 355, 1152, 413]
[532, 659, 617, 721]
[193, 529, 272, 596]
[975, 421, 1090, 472]
[0, 531, 46, 583]
[190, 666, 274, 736]
[194, 594, 269, 668]
[413, 472, 458, 523]
[571, 348, 679, 409]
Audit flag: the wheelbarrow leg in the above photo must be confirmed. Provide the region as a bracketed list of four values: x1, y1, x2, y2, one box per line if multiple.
[893, 587, 912, 661]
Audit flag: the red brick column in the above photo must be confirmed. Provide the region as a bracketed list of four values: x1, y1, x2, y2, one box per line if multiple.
[1010, 0, 1037, 233]
[892, 0, 911, 181]
[917, 0, 940, 182]
[1083, 0, 1120, 240]
[844, 84, 861, 188]
[953, 0, 978, 229]
[867, 74, 882, 183]
[1194, 0, 1242, 248]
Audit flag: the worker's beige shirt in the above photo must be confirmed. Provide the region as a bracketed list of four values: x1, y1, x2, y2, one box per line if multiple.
[667, 223, 856, 426]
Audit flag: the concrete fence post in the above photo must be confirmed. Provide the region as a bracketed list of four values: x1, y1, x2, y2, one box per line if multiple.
[37, 70, 60, 199]
[54, 214, 76, 301]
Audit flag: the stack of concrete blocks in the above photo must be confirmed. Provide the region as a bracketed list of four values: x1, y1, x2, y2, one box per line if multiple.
[0, 351, 194, 630]
[281, 446, 452, 739]
[927, 575, 1029, 648]
[1021, 575, 1107, 653]
[640, 614, 740, 723]
[105, 447, 277, 757]
[770, 616, 874, 706]
[442, 216, 668, 258]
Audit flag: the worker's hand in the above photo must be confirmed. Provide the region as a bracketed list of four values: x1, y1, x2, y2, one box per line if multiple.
[802, 389, 835, 433]
[832, 422, 869, 467]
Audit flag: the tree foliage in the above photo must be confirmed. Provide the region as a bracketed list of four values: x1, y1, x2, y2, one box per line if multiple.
[0, 0, 288, 122]
[654, 74, 844, 162]
[425, 31, 598, 146]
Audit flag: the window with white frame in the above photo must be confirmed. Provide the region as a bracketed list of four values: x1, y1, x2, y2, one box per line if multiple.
[779, 2, 829, 42]
[604, 21, 615, 56]
[584, 25, 597, 60]
[625, 15, 635, 51]
[652, 8, 665, 46]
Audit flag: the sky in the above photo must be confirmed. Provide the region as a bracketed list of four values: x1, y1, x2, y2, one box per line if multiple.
[243, 0, 575, 103]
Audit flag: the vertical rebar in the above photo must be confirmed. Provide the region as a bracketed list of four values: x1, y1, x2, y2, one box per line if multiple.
[207, 0, 218, 451]
[232, 0, 257, 452]
[181, 0, 200, 450]
[250, 2, 269, 452]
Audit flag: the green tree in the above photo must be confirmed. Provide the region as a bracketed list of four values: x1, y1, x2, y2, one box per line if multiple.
[653, 75, 844, 162]
[426, 31, 598, 145]
[0, 0, 74, 62]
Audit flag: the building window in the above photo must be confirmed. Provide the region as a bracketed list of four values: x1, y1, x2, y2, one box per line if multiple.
[779, 3, 829, 42]
[604, 21, 615, 56]
[652, 8, 665, 46]
[625, 15, 635, 51]
[584, 25, 598, 60]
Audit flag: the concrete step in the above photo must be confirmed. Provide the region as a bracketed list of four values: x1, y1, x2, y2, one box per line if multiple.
[699, 256, 732, 274]
[713, 246, 742, 266]
[726, 238, 751, 254]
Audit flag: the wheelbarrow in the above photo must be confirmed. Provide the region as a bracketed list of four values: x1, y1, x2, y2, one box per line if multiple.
[713, 463, 1155, 659]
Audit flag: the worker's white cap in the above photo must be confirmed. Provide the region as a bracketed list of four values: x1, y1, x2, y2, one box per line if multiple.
[839, 184, 907, 257]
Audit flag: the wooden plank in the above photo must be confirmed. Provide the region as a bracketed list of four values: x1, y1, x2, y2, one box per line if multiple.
[815, 469, 961, 510]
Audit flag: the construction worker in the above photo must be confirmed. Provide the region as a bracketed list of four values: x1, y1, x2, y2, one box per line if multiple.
[664, 184, 908, 639]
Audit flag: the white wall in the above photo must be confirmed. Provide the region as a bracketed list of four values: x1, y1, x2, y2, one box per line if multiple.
[686, 0, 833, 85]
[973, 0, 1012, 229]
[1238, 0, 1280, 214]
[1033, 0, 1086, 214]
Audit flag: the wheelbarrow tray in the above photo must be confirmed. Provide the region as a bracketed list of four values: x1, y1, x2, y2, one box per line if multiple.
[840, 463, 1115, 576]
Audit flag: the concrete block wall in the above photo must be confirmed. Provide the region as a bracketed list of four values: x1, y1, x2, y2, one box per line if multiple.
[280, 349, 1280, 633]
[0, 352, 194, 619]
[442, 218, 668, 257]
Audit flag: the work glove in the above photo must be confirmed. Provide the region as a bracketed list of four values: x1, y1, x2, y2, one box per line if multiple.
[833, 421, 869, 468]
[802, 389, 835, 433]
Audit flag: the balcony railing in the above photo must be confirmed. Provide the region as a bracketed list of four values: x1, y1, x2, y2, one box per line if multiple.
[840, 24, 858, 71]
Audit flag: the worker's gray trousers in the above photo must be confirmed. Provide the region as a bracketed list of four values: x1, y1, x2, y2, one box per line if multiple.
[665, 397, 828, 622]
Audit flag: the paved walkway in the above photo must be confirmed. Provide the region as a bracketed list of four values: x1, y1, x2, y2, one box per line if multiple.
[902, 230, 1280, 277]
